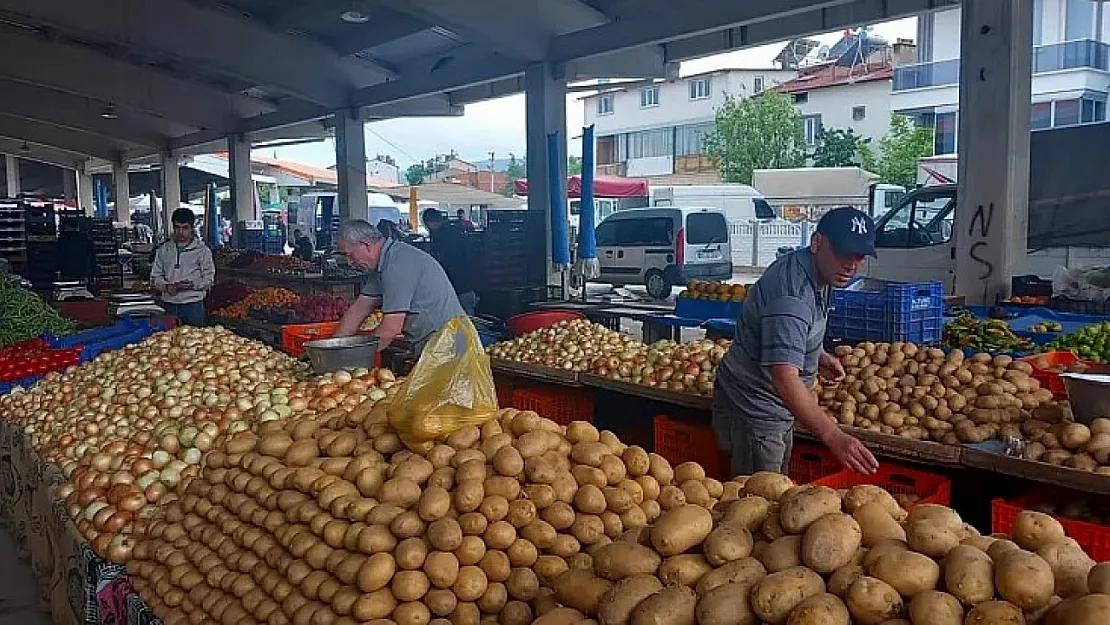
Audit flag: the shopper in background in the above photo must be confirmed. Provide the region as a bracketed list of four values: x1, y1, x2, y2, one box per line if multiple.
[334, 219, 463, 354]
[423, 208, 478, 316]
[713, 207, 880, 477]
[456, 208, 475, 231]
[151, 208, 216, 326]
[292, 229, 315, 261]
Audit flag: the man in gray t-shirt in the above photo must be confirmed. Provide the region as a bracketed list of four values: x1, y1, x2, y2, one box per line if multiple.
[713, 207, 880, 477]
[334, 219, 464, 354]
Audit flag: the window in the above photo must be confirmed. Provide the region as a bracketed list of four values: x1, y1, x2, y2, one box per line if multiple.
[628, 128, 673, 159]
[595, 221, 618, 246]
[596, 95, 614, 116]
[1054, 98, 1081, 126]
[934, 112, 957, 155]
[753, 198, 777, 220]
[875, 191, 956, 249]
[803, 115, 822, 147]
[852, 106, 867, 121]
[1032, 102, 1052, 130]
[1033, 0, 1044, 44]
[685, 213, 728, 245]
[1065, 0, 1094, 40]
[605, 218, 672, 246]
[753, 75, 765, 93]
[689, 78, 711, 100]
[793, 92, 809, 104]
[675, 123, 714, 156]
[640, 86, 659, 108]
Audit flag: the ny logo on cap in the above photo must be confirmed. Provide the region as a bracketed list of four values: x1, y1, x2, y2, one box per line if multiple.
[851, 216, 868, 235]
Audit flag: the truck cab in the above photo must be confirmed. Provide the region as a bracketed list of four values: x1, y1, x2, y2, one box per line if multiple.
[866, 184, 958, 292]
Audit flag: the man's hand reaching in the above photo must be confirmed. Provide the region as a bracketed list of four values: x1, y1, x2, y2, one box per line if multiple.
[825, 429, 879, 475]
[818, 351, 846, 382]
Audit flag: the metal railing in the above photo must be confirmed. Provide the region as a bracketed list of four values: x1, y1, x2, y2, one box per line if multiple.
[893, 39, 1110, 92]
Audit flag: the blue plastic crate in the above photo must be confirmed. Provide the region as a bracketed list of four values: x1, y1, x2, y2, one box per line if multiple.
[674, 298, 743, 321]
[80, 327, 154, 362]
[46, 317, 151, 349]
[829, 279, 944, 344]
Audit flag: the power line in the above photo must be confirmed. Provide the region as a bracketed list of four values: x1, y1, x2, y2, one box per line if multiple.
[365, 125, 420, 164]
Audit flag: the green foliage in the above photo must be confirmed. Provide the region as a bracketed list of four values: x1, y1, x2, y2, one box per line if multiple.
[705, 92, 805, 184]
[505, 153, 526, 180]
[568, 156, 583, 176]
[859, 115, 935, 187]
[404, 163, 425, 186]
[810, 127, 869, 168]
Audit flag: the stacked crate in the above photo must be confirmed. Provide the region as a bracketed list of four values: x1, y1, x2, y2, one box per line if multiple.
[91, 218, 123, 292]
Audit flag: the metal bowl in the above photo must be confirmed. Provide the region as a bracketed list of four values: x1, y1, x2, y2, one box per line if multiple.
[304, 335, 379, 373]
[1061, 373, 1110, 424]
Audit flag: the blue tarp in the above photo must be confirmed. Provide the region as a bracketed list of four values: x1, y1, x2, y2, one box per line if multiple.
[577, 125, 597, 261]
[547, 133, 570, 266]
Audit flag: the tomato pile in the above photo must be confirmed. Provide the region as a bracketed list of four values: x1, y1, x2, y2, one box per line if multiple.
[0, 337, 82, 382]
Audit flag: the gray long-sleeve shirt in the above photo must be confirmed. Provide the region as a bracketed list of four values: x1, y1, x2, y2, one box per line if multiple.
[150, 237, 216, 305]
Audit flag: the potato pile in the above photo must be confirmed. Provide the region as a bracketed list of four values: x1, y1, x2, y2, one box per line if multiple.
[1022, 413, 1110, 474]
[539, 470, 1110, 625]
[819, 342, 1056, 444]
[125, 408, 724, 625]
[487, 320, 642, 372]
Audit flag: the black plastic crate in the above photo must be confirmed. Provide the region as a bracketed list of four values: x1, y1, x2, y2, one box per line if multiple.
[1012, 275, 1053, 298]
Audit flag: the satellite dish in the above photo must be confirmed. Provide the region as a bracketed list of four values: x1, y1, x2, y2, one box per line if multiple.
[816, 45, 830, 60]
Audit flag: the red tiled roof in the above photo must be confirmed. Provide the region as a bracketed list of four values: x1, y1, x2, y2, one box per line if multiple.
[213, 153, 402, 188]
[774, 62, 893, 93]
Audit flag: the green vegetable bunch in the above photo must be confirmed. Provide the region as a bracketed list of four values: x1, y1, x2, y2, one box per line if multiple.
[1046, 321, 1110, 362]
[942, 313, 1033, 353]
[0, 279, 75, 345]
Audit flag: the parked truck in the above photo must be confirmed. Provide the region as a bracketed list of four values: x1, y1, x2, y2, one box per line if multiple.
[752, 167, 906, 221]
[866, 123, 1110, 293]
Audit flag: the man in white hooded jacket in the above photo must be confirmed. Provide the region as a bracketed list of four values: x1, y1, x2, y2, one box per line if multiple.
[151, 208, 216, 325]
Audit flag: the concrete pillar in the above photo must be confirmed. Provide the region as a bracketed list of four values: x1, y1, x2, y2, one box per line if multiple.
[76, 166, 94, 216]
[334, 109, 367, 221]
[112, 160, 131, 225]
[524, 63, 568, 290]
[62, 169, 77, 204]
[954, 0, 1033, 304]
[228, 134, 255, 223]
[161, 152, 181, 239]
[4, 155, 18, 197]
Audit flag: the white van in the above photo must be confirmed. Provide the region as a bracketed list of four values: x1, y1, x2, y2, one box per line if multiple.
[650, 185, 776, 222]
[595, 207, 732, 299]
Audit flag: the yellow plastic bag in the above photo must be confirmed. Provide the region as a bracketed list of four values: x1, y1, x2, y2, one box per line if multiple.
[388, 315, 498, 448]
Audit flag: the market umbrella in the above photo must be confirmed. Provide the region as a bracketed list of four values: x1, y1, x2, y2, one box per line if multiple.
[547, 132, 570, 268]
[575, 125, 600, 280]
[94, 179, 108, 219]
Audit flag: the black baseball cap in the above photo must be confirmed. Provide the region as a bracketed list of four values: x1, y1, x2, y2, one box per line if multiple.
[816, 207, 877, 257]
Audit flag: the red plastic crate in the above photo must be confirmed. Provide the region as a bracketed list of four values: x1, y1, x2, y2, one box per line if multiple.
[1020, 351, 1084, 400]
[510, 386, 594, 426]
[789, 442, 842, 485]
[813, 463, 951, 508]
[993, 488, 1110, 562]
[282, 322, 340, 357]
[653, 415, 730, 481]
[493, 374, 515, 407]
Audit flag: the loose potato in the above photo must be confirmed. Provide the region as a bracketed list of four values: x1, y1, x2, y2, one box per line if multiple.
[907, 590, 964, 625]
[591, 542, 662, 581]
[1059, 594, 1110, 625]
[1012, 511, 1066, 552]
[716, 496, 771, 532]
[597, 574, 663, 625]
[868, 550, 940, 597]
[863, 539, 909, 570]
[963, 600, 1025, 625]
[658, 554, 712, 587]
[779, 486, 842, 534]
[750, 566, 825, 625]
[944, 545, 995, 606]
[761, 535, 804, 573]
[994, 549, 1055, 611]
[801, 514, 862, 573]
[552, 569, 611, 616]
[703, 523, 754, 566]
[534, 607, 586, 625]
[650, 505, 713, 556]
[827, 565, 865, 598]
[785, 593, 849, 625]
[695, 581, 758, 625]
[630, 585, 697, 625]
[843, 485, 906, 521]
[845, 576, 903, 625]
[1037, 541, 1094, 598]
[695, 556, 768, 595]
[854, 503, 907, 548]
[906, 519, 961, 559]
[741, 472, 795, 502]
[1088, 562, 1110, 594]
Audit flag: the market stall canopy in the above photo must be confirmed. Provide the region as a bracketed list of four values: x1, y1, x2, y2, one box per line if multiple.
[514, 175, 649, 199]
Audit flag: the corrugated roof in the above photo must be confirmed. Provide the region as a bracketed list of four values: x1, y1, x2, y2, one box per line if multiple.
[382, 182, 524, 208]
[212, 153, 402, 188]
[774, 62, 892, 93]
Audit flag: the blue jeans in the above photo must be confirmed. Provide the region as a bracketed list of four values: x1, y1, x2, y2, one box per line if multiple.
[164, 301, 206, 326]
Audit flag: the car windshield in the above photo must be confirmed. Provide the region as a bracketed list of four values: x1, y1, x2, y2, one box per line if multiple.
[686, 212, 728, 244]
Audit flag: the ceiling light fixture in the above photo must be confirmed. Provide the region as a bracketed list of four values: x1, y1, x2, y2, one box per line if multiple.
[100, 103, 119, 119]
[340, 10, 369, 24]
[19, 142, 30, 152]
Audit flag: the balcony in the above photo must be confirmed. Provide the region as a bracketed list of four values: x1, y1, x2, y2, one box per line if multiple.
[893, 39, 1110, 92]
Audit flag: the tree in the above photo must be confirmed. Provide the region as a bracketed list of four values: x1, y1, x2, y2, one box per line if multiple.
[705, 92, 805, 184]
[505, 153, 526, 180]
[810, 127, 869, 168]
[859, 114, 935, 188]
[567, 156, 583, 176]
[404, 163, 426, 186]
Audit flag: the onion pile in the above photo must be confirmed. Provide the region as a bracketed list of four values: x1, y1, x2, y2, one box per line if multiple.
[126, 405, 724, 625]
[487, 320, 640, 372]
[590, 339, 729, 396]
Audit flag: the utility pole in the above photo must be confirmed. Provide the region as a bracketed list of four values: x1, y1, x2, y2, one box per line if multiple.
[489, 151, 496, 193]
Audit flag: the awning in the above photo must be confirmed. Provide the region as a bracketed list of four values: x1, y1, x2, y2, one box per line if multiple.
[514, 174, 649, 199]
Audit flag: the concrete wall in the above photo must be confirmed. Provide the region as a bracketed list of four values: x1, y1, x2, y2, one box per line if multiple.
[795, 79, 893, 144]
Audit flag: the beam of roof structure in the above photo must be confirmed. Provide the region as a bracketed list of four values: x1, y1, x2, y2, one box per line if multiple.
[0, 80, 171, 148]
[0, 29, 271, 131]
[664, 0, 958, 62]
[548, 0, 858, 62]
[0, 0, 394, 107]
[448, 76, 527, 105]
[360, 94, 463, 119]
[559, 47, 669, 80]
[0, 115, 130, 161]
[0, 142, 94, 170]
[330, 12, 433, 56]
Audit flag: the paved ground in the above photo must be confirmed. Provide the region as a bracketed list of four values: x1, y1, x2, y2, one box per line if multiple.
[0, 529, 54, 625]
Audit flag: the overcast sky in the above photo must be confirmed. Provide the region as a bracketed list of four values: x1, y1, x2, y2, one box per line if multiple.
[264, 18, 918, 171]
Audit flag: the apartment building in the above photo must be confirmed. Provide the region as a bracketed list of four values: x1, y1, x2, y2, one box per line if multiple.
[581, 68, 796, 179]
[894, 0, 1110, 154]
